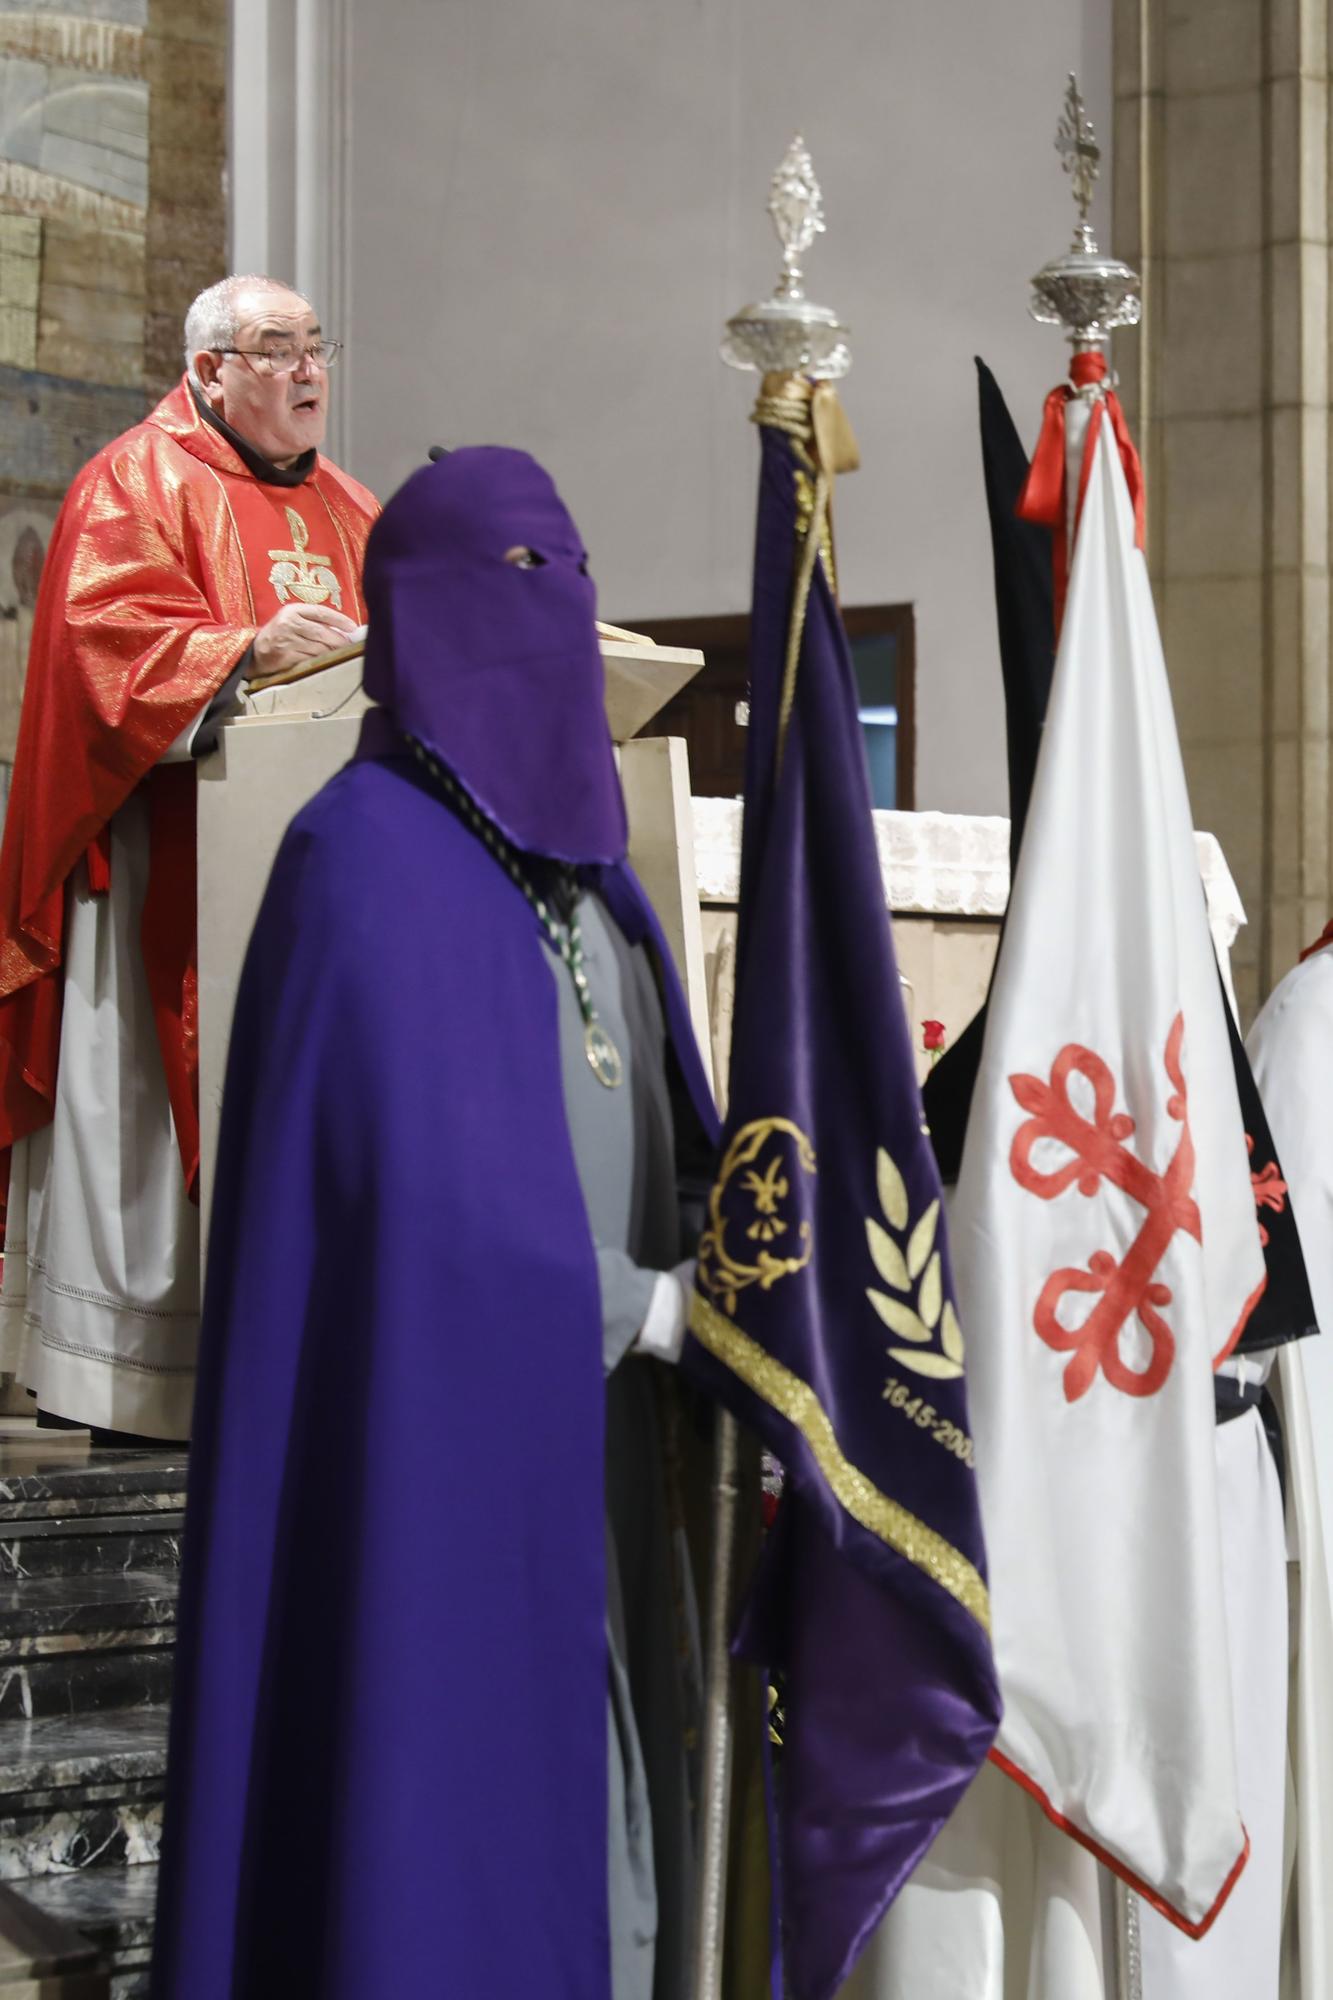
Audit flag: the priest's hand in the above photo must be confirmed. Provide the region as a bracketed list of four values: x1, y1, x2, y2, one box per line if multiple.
[250, 602, 360, 681]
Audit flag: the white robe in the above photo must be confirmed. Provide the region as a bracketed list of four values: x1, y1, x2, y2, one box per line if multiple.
[0, 721, 212, 1441]
[1248, 952, 1333, 1564]
[1247, 951, 1333, 2000]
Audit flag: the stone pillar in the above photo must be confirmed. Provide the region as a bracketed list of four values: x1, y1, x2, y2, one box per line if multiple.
[144, 0, 227, 399]
[227, 0, 353, 460]
[1114, 0, 1333, 1018]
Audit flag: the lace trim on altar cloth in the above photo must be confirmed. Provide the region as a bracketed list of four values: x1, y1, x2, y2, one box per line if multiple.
[690, 797, 1246, 953]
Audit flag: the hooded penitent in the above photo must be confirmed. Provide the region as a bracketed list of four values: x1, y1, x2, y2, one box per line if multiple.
[151, 448, 718, 2000]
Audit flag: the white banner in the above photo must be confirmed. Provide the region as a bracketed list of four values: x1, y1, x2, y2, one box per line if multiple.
[954, 418, 1263, 1934]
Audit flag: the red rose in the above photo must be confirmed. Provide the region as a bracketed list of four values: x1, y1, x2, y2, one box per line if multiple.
[922, 1019, 947, 1052]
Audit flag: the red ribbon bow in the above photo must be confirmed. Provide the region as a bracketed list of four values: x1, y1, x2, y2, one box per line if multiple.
[1016, 351, 1146, 638]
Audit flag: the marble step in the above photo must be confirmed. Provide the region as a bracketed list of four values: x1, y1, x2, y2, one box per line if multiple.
[15, 1862, 155, 1992]
[0, 1878, 106, 1991]
[0, 1711, 169, 1810]
[0, 1574, 177, 1665]
[0, 1648, 174, 1726]
[0, 1452, 187, 1528]
[0, 1572, 177, 1746]
[0, 1517, 184, 1584]
[0, 1711, 167, 1882]
[0, 1778, 162, 1886]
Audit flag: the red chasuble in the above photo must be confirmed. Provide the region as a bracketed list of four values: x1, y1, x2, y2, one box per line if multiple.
[0, 377, 378, 1202]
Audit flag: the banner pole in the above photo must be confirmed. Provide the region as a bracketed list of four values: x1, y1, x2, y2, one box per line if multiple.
[1115, 1882, 1144, 2000]
[691, 1408, 741, 1999]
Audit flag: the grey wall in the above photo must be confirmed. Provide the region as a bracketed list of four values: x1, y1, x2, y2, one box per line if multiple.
[337, 0, 1111, 813]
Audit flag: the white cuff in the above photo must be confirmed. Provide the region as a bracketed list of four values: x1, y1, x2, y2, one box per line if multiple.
[633, 1264, 693, 1365]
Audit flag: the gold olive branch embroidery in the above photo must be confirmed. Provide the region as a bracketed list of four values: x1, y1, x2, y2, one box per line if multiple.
[865, 1148, 965, 1381]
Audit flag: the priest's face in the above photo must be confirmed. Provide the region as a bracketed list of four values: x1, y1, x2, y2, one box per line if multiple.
[193, 285, 329, 467]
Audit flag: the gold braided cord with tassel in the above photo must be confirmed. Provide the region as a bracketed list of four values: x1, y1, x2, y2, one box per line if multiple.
[751, 372, 860, 773]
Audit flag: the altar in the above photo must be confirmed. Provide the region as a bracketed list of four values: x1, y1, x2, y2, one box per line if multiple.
[691, 795, 1247, 1100]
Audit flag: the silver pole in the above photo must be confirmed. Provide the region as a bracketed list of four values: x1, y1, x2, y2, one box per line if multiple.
[1115, 1882, 1143, 2000]
[1033, 80, 1144, 2000]
[691, 1408, 741, 2000]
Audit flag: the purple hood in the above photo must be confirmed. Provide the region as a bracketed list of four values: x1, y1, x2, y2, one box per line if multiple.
[361, 445, 627, 864]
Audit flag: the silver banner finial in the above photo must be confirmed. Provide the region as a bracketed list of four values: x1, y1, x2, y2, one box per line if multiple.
[721, 134, 851, 378]
[1030, 73, 1141, 352]
[1055, 73, 1099, 229]
[769, 134, 825, 298]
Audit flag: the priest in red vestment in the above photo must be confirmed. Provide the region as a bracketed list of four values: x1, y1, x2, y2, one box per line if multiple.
[0, 274, 379, 1442]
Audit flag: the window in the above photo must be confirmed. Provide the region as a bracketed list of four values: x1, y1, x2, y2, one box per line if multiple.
[626, 603, 915, 808]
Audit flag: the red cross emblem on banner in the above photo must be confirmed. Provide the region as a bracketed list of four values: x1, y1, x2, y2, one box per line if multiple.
[1008, 1013, 1199, 1402]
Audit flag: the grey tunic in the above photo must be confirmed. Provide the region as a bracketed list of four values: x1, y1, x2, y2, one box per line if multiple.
[545, 891, 698, 2000]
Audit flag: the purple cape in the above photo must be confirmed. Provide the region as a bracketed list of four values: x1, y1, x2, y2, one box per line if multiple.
[150, 728, 716, 1998]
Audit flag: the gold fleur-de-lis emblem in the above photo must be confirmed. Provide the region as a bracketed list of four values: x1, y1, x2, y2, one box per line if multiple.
[268, 505, 343, 610]
[742, 1157, 790, 1243]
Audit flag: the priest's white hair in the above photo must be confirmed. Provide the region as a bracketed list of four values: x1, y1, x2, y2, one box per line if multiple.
[183, 274, 302, 381]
